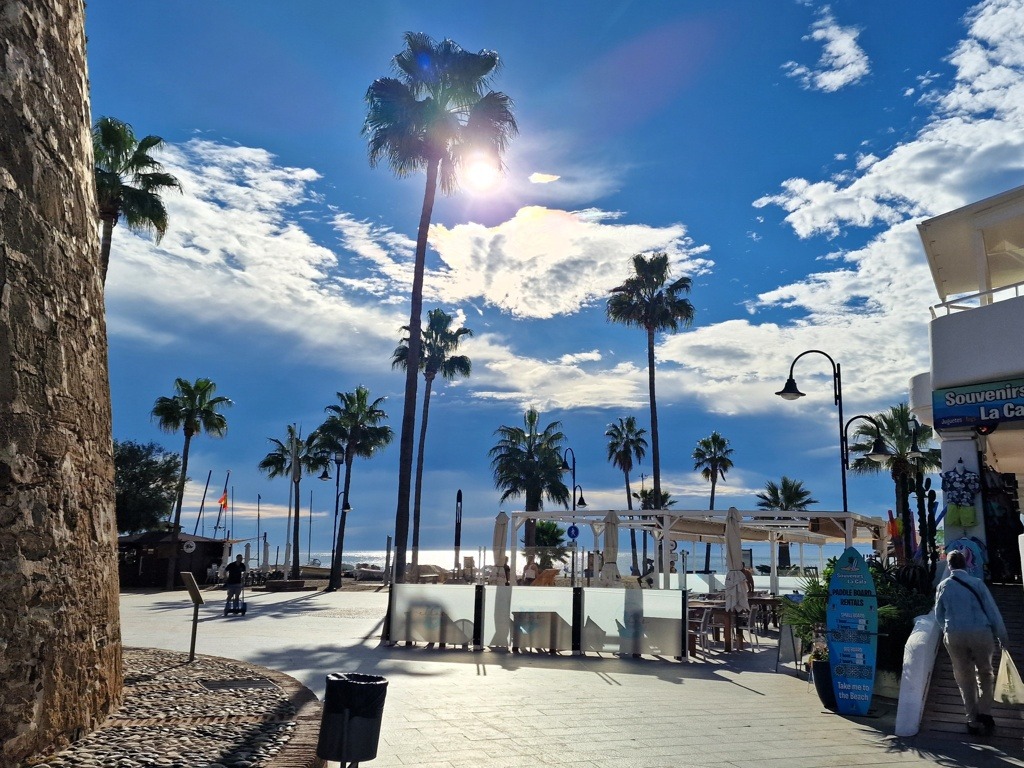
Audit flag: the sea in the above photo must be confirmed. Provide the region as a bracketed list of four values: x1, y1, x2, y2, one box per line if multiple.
[290, 540, 872, 575]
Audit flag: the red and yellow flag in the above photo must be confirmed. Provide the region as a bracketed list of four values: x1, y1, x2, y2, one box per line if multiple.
[217, 491, 228, 510]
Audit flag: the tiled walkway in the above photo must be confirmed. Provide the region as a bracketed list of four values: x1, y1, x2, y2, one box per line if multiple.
[52, 587, 1023, 768]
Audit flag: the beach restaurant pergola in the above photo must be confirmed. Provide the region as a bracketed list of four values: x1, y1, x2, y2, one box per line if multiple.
[501, 507, 889, 590]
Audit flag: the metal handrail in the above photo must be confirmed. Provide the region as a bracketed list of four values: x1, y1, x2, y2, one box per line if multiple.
[930, 279, 1024, 318]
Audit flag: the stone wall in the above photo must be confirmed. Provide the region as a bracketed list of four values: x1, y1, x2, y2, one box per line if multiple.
[0, 2, 123, 765]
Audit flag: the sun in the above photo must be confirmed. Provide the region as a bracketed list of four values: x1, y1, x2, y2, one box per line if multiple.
[462, 157, 501, 193]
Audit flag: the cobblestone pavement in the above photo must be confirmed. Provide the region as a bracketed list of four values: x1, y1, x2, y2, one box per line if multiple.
[28, 647, 321, 768]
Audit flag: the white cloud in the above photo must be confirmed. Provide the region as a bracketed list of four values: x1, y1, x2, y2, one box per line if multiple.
[782, 5, 870, 93]
[559, 350, 603, 365]
[529, 172, 561, 184]
[757, 0, 1024, 238]
[105, 140, 407, 367]
[427, 206, 712, 319]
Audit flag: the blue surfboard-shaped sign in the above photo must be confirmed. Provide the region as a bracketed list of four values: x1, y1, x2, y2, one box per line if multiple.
[826, 547, 877, 716]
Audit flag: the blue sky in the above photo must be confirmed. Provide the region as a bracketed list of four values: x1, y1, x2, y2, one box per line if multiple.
[86, 1, 1024, 559]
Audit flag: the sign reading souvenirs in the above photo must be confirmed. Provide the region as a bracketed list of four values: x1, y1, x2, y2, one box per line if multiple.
[826, 548, 878, 716]
[933, 377, 1024, 429]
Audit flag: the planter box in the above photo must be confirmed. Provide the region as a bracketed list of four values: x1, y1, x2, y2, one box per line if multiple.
[265, 579, 306, 591]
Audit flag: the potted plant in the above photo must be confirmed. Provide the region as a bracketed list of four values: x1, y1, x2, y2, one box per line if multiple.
[807, 628, 837, 711]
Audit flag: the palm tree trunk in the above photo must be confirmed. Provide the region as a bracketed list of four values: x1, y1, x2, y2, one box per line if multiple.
[625, 470, 638, 574]
[334, 454, 355, 586]
[646, 326, 661, 506]
[291, 479, 301, 579]
[411, 374, 435, 572]
[99, 215, 115, 284]
[165, 430, 193, 589]
[703, 475, 717, 571]
[393, 158, 438, 583]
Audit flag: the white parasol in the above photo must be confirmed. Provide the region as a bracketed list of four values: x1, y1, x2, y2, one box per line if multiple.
[492, 511, 510, 579]
[600, 511, 620, 585]
[723, 507, 749, 613]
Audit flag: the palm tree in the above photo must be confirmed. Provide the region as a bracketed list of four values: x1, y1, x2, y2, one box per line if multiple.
[489, 407, 570, 549]
[317, 386, 394, 590]
[531, 520, 570, 570]
[692, 431, 735, 571]
[93, 116, 181, 283]
[632, 488, 676, 509]
[756, 476, 819, 569]
[152, 377, 232, 588]
[607, 252, 694, 510]
[692, 431, 734, 510]
[364, 33, 517, 582]
[392, 309, 472, 572]
[605, 416, 648, 574]
[847, 402, 942, 562]
[257, 425, 328, 579]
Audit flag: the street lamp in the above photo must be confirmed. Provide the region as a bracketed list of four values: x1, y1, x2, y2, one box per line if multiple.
[842, 415, 893, 468]
[321, 450, 346, 592]
[776, 350, 847, 513]
[561, 448, 579, 510]
[573, 484, 587, 509]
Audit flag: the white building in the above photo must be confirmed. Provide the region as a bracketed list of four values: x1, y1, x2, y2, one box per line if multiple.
[909, 184, 1024, 580]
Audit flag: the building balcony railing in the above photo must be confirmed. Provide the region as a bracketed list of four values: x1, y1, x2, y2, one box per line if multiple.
[930, 278, 1024, 318]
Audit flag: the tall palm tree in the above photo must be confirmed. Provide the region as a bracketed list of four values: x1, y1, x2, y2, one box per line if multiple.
[605, 416, 648, 574]
[392, 309, 472, 572]
[756, 476, 819, 569]
[364, 33, 517, 582]
[93, 116, 181, 283]
[257, 425, 327, 580]
[317, 386, 394, 590]
[152, 377, 232, 588]
[693, 431, 735, 571]
[847, 402, 942, 561]
[692, 431, 734, 511]
[607, 252, 694, 510]
[490, 407, 570, 549]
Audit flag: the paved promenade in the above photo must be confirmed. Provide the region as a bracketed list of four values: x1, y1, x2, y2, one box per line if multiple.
[110, 586, 1021, 768]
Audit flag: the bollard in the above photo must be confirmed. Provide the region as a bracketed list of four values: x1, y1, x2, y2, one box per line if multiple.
[316, 673, 388, 764]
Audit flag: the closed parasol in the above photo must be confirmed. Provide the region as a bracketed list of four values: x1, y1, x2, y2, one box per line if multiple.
[492, 511, 510, 579]
[600, 511, 620, 585]
[723, 507, 749, 613]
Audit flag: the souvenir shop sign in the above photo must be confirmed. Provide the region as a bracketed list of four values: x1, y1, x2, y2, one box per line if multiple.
[932, 377, 1024, 429]
[826, 548, 878, 716]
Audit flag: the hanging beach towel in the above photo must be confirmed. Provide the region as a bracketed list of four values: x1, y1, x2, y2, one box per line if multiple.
[996, 650, 1023, 705]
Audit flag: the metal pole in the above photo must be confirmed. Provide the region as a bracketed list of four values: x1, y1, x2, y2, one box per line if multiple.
[454, 489, 463, 576]
[835, 362, 848, 514]
[193, 470, 212, 536]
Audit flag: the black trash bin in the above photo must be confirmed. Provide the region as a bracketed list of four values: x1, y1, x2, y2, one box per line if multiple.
[317, 672, 388, 764]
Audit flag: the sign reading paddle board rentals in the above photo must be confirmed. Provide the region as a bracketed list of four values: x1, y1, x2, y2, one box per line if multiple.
[826, 547, 878, 716]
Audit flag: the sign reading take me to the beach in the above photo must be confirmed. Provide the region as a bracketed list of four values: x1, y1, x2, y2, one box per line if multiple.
[826, 547, 878, 716]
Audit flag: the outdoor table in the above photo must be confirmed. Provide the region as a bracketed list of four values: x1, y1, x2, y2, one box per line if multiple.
[689, 601, 737, 651]
[749, 595, 782, 632]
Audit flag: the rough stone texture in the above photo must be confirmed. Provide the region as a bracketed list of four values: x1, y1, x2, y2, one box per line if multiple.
[0, 1, 123, 765]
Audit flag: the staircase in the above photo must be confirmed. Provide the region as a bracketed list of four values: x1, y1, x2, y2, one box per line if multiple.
[920, 584, 1024, 749]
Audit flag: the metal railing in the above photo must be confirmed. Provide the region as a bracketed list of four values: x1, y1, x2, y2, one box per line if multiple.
[930, 279, 1024, 318]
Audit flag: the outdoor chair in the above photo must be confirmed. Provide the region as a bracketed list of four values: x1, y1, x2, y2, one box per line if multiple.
[531, 568, 560, 586]
[740, 604, 761, 650]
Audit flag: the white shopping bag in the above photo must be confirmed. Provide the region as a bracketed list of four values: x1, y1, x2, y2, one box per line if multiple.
[996, 650, 1023, 706]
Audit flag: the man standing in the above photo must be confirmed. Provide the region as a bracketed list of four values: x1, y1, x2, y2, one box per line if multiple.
[223, 554, 246, 615]
[934, 550, 1009, 735]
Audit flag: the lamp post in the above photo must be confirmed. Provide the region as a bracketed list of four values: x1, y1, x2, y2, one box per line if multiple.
[776, 350, 848, 513]
[841, 414, 892, 470]
[561, 448, 578, 510]
[573, 484, 587, 586]
[454, 489, 463, 577]
[321, 450, 344, 592]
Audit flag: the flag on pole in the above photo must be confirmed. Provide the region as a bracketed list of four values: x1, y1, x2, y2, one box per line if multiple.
[218, 490, 228, 510]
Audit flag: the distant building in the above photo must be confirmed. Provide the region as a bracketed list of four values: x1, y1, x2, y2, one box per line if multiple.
[118, 531, 226, 588]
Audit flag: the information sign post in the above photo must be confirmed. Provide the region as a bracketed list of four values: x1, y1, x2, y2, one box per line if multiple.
[180, 571, 205, 662]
